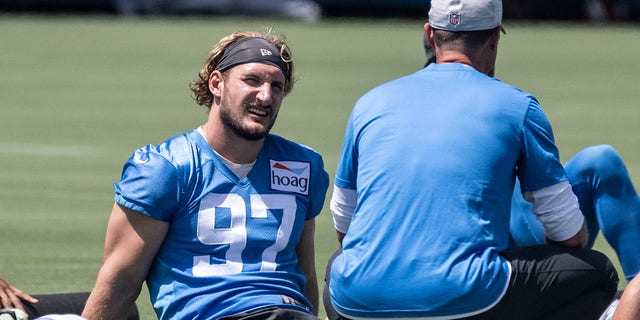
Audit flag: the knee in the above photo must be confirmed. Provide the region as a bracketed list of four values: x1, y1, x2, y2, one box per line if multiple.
[576, 145, 623, 169]
[567, 145, 625, 181]
[591, 249, 620, 291]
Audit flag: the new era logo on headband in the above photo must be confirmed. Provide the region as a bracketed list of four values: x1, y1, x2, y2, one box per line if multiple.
[215, 37, 288, 74]
[260, 48, 273, 56]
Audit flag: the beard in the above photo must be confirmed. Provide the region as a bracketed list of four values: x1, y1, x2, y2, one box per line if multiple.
[219, 99, 277, 141]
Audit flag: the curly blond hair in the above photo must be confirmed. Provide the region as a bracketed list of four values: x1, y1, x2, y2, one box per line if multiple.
[190, 29, 295, 108]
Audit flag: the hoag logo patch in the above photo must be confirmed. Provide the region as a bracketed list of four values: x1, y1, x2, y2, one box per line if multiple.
[270, 160, 310, 195]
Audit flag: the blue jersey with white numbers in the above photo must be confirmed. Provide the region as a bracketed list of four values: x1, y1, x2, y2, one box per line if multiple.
[329, 63, 568, 319]
[114, 130, 329, 320]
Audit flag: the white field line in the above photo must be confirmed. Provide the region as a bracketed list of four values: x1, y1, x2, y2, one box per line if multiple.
[0, 142, 103, 157]
[0, 186, 107, 201]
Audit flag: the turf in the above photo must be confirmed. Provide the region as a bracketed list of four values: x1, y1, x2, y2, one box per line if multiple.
[1, 14, 639, 319]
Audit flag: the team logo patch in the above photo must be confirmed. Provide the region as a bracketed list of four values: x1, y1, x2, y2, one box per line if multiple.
[448, 11, 461, 26]
[270, 160, 310, 195]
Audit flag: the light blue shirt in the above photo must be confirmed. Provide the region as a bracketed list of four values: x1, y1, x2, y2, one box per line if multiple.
[329, 63, 568, 318]
[115, 130, 329, 319]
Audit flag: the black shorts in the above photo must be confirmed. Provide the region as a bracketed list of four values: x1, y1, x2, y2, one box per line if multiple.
[324, 245, 618, 320]
[462, 245, 618, 320]
[217, 306, 320, 320]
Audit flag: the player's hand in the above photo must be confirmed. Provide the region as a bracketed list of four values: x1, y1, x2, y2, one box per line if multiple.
[545, 223, 589, 248]
[0, 277, 38, 312]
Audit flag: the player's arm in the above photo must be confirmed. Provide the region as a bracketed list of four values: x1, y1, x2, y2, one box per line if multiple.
[523, 181, 588, 248]
[330, 185, 356, 246]
[613, 274, 640, 320]
[520, 101, 588, 248]
[0, 277, 38, 312]
[296, 219, 318, 315]
[82, 203, 169, 320]
[547, 223, 588, 248]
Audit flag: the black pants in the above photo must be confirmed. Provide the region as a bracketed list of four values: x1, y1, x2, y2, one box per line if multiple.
[21, 292, 139, 320]
[324, 245, 618, 320]
[217, 306, 320, 320]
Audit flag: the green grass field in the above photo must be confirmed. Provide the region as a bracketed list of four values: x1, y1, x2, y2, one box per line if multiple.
[1, 14, 639, 319]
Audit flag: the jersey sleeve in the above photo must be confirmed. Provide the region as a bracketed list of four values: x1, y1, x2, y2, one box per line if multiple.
[308, 154, 329, 220]
[334, 114, 358, 191]
[517, 98, 568, 192]
[523, 181, 584, 241]
[114, 145, 181, 222]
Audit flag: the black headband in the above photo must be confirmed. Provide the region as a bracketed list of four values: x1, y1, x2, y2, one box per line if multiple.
[215, 37, 289, 75]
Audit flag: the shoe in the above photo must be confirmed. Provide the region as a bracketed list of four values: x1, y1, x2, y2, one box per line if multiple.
[35, 315, 86, 320]
[599, 298, 620, 320]
[0, 308, 28, 320]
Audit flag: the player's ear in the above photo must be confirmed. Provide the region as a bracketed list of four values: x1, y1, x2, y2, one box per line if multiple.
[208, 70, 224, 97]
[489, 27, 501, 51]
[424, 23, 436, 50]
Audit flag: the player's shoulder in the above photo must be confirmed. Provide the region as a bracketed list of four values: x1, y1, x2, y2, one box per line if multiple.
[489, 76, 538, 102]
[354, 69, 431, 109]
[265, 134, 324, 162]
[127, 130, 201, 170]
[368, 71, 420, 94]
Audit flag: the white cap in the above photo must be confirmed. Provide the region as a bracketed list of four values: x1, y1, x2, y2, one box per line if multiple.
[428, 0, 505, 33]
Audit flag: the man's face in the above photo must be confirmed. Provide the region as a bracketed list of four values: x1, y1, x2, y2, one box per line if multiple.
[218, 63, 286, 141]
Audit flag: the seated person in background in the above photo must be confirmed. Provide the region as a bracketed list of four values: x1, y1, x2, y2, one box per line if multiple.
[1, 278, 138, 320]
[510, 145, 640, 283]
[0, 277, 38, 313]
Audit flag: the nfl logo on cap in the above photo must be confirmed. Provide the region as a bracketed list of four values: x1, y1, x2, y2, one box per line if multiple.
[429, 0, 505, 33]
[448, 11, 460, 26]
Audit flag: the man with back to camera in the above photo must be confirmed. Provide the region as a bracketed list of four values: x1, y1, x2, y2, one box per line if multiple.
[81, 30, 329, 320]
[324, 0, 619, 319]
[427, 7, 640, 288]
[423, 11, 640, 320]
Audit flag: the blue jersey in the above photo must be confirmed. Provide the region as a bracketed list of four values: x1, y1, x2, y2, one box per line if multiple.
[329, 63, 568, 318]
[114, 130, 329, 319]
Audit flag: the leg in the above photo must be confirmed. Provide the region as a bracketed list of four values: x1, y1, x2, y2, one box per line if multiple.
[20, 292, 138, 320]
[508, 178, 601, 250]
[509, 179, 545, 247]
[21, 293, 88, 319]
[323, 249, 349, 320]
[510, 145, 640, 281]
[613, 274, 640, 319]
[462, 245, 618, 320]
[565, 145, 640, 281]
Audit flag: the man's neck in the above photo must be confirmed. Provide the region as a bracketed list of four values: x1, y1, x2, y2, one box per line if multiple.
[436, 46, 494, 76]
[199, 124, 264, 164]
